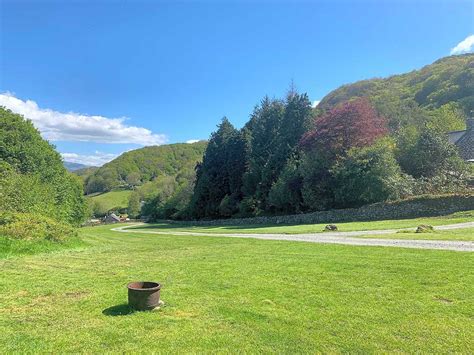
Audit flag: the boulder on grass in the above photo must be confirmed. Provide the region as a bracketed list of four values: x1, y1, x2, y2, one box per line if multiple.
[324, 224, 338, 232]
[416, 224, 434, 233]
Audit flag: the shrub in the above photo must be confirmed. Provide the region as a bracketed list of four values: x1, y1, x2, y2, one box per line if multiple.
[331, 139, 405, 208]
[0, 212, 77, 242]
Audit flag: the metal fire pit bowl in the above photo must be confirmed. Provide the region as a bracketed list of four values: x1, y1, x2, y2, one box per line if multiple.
[127, 281, 161, 311]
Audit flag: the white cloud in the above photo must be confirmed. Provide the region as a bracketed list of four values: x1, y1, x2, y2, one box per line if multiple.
[450, 35, 474, 55]
[0, 92, 168, 145]
[186, 139, 200, 144]
[311, 100, 321, 108]
[61, 151, 119, 166]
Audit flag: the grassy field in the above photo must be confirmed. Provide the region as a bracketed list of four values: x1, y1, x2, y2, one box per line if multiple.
[0, 224, 473, 352]
[131, 210, 474, 235]
[0, 235, 84, 259]
[359, 228, 474, 241]
[88, 189, 132, 211]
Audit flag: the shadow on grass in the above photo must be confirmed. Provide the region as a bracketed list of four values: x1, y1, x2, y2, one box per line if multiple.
[102, 304, 134, 316]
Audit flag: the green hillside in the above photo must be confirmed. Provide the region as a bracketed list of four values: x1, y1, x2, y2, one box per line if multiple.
[85, 141, 207, 194]
[73, 166, 99, 183]
[88, 190, 132, 214]
[318, 54, 474, 118]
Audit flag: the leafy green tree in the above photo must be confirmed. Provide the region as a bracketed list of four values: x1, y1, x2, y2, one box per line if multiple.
[399, 128, 467, 178]
[0, 107, 88, 225]
[331, 139, 406, 208]
[126, 172, 142, 188]
[427, 102, 466, 133]
[127, 191, 141, 218]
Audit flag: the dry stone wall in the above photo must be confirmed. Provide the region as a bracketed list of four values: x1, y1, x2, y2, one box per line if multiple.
[172, 194, 474, 226]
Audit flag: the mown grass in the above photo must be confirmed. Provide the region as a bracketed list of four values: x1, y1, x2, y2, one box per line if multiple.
[132, 210, 474, 235]
[0, 224, 472, 352]
[358, 228, 474, 241]
[88, 189, 132, 211]
[0, 235, 85, 259]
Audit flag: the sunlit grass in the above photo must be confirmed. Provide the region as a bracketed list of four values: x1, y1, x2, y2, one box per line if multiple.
[0, 225, 472, 352]
[358, 228, 474, 241]
[88, 189, 132, 211]
[130, 210, 474, 236]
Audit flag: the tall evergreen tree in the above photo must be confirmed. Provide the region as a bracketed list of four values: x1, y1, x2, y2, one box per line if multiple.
[189, 118, 245, 218]
[242, 92, 312, 212]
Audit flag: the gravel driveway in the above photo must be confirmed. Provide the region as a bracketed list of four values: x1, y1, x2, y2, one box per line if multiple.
[112, 222, 474, 252]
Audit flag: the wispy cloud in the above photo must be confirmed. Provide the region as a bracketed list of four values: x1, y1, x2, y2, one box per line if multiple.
[61, 151, 119, 166]
[311, 100, 320, 108]
[0, 92, 167, 145]
[186, 139, 200, 144]
[450, 34, 474, 55]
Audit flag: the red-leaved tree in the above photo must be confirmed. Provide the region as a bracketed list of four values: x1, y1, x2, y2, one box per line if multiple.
[300, 98, 387, 157]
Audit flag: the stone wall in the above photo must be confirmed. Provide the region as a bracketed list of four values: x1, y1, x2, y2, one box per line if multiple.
[170, 194, 474, 226]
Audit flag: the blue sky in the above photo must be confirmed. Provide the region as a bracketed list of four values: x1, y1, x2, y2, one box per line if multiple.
[1, 0, 473, 166]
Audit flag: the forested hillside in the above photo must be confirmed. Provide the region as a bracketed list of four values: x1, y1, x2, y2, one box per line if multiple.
[176, 55, 472, 220]
[84, 141, 207, 219]
[73, 166, 99, 181]
[64, 161, 93, 172]
[319, 53, 473, 122]
[84, 141, 207, 194]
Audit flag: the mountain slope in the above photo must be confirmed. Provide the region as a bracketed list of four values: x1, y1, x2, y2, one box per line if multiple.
[85, 141, 207, 194]
[64, 161, 93, 171]
[318, 54, 474, 116]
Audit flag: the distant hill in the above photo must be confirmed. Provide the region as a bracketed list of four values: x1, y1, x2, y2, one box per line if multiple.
[73, 166, 100, 183]
[84, 141, 207, 194]
[318, 54, 474, 117]
[64, 161, 94, 171]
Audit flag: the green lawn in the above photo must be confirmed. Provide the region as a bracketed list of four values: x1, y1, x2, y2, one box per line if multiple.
[131, 209, 474, 235]
[88, 189, 132, 211]
[358, 228, 474, 241]
[0, 224, 473, 352]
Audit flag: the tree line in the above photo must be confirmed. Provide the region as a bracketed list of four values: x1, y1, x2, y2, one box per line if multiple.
[170, 91, 467, 220]
[0, 107, 88, 227]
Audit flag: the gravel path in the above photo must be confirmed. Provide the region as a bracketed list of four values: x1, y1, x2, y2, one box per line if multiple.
[112, 222, 474, 252]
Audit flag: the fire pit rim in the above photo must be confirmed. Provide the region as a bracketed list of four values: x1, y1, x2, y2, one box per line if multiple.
[127, 281, 161, 292]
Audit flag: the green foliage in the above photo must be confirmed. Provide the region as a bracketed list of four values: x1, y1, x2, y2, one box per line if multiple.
[85, 142, 207, 194]
[139, 169, 198, 220]
[0, 107, 88, 226]
[218, 194, 240, 217]
[331, 139, 406, 208]
[0, 212, 78, 242]
[127, 191, 141, 218]
[242, 93, 312, 211]
[427, 102, 467, 133]
[398, 128, 468, 178]
[319, 54, 474, 117]
[268, 156, 305, 214]
[300, 151, 335, 211]
[189, 118, 246, 219]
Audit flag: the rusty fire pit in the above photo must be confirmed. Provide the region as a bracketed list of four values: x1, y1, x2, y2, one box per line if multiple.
[127, 281, 161, 311]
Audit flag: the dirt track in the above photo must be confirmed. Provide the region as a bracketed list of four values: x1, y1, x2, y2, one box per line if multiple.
[112, 222, 474, 252]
